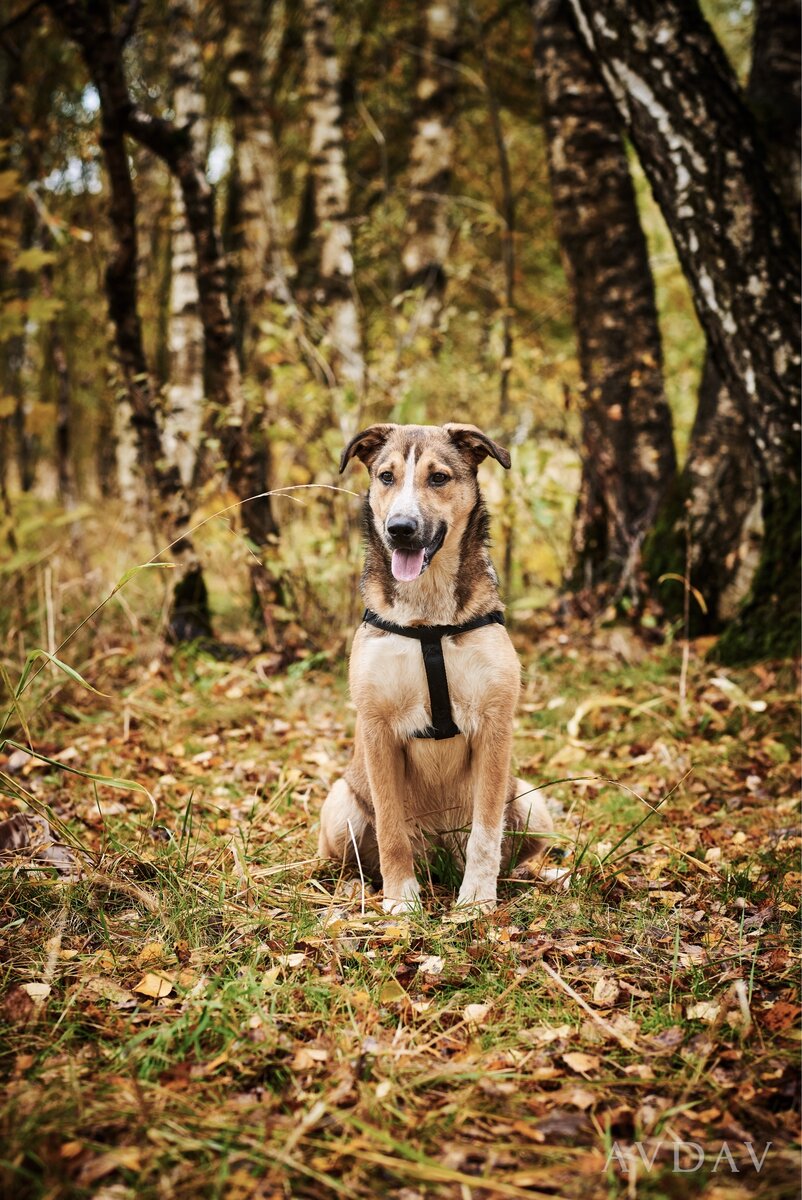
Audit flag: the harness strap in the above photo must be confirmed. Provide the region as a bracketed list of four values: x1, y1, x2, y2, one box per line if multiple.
[362, 608, 505, 741]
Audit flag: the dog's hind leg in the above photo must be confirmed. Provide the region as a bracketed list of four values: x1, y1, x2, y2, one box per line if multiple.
[503, 778, 554, 874]
[318, 778, 380, 881]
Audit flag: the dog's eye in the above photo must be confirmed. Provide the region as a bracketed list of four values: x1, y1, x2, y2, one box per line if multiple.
[377, 471, 394, 486]
[429, 472, 450, 487]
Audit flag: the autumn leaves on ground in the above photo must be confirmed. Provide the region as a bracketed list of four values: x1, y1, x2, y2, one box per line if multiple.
[0, 554, 799, 1200]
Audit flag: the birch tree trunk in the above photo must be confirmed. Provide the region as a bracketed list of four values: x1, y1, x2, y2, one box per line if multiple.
[303, 0, 364, 406]
[163, 0, 207, 490]
[48, 0, 212, 642]
[670, 0, 800, 627]
[568, 0, 801, 660]
[397, 0, 459, 337]
[533, 0, 676, 601]
[51, 0, 285, 643]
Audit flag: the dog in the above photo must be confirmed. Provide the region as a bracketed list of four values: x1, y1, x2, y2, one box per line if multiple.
[318, 422, 553, 915]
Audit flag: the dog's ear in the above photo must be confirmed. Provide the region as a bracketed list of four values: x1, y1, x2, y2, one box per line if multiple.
[443, 423, 511, 470]
[339, 424, 397, 473]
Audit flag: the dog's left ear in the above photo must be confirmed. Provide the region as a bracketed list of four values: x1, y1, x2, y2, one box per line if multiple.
[339, 424, 397, 473]
[443, 423, 511, 470]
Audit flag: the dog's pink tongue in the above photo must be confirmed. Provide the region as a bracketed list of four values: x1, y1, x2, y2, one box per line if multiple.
[391, 547, 425, 582]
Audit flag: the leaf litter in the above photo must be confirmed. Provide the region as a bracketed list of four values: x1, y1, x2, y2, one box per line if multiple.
[0, 618, 799, 1198]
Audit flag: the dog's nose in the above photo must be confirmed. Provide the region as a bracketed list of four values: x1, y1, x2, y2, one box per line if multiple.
[386, 514, 419, 541]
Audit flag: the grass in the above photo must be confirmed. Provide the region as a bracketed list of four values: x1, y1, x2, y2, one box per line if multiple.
[0, 584, 800, 1198]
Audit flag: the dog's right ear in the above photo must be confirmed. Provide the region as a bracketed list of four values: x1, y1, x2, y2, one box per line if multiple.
[339, 424, 396, 473]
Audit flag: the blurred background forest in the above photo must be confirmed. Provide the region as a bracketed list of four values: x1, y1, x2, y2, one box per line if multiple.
[0, 0, 799, 668]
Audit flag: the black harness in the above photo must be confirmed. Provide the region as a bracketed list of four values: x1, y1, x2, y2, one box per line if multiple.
[362, 608, 506, 740]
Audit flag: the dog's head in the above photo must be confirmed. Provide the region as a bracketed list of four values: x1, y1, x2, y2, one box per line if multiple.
[340, 423, 510, 582]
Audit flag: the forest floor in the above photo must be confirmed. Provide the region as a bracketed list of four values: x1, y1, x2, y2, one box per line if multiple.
[0, 609, 799, 1200]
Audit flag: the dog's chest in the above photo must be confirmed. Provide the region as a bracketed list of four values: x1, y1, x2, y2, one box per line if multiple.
[351, 628, 513, 741]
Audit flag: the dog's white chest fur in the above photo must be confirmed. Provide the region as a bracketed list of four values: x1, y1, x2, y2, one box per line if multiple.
[350, 625, 518, 742]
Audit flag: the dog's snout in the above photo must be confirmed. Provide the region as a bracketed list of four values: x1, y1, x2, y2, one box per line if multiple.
[386, 514, 419, 542]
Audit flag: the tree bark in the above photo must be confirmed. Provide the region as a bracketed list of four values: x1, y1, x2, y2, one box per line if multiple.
[397, 0, 459, 336]
[40, 257, 75, 507]
[568, 0, 801, 659]
[51, 0, 285, 643]
[163, 0, 207, 491]
[666, 0, 801, 629]
[47, 0, 212, 642]
[225, 0, 294, 338]
[302, 0, 365, 404]
[533, 0, 676, 601]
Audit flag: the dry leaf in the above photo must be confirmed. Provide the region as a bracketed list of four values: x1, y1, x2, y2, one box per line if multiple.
[275, 952, 306, 968]
[82, 977, 136, 1006]
[418, 955, 445, 976]
[379, 980, 407, 1003]
[463, 1002, 492, 1028]
[135, 942, 168, 967]
[21, 982, 51, 1000]
[761, 1001, 801, 1032]
[592, 977, 620, 1007]
[133, 972, 173, 999]
[563, 1051, 600, 1075]
[292, 1047, 329, 1070]
[687, 1000, 720, 1023]
[519, 1022, 573, 1045]
[78, 1146, 141, 1184]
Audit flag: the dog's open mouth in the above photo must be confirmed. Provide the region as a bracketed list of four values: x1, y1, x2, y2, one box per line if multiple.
[391, 524, 446, 582]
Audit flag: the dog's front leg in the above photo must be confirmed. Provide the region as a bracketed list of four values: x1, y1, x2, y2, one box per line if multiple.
[363, 724, 420, 915]
[456, 727, 513, 912]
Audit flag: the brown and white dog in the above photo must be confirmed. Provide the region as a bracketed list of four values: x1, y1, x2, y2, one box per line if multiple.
[318, 422, 552, 915]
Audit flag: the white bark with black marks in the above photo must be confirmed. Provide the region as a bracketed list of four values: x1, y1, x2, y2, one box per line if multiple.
[533, 0, 675, 598]
[303, 0, 364, 400]
[399, 0, 459, 333]
[163, 0, 207, 490]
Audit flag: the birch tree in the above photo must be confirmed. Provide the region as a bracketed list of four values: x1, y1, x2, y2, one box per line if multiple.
[672, 0, 801, 626]
[398, 0, 459, 336]
[50, 0, 280, 643]
[303, 0, 364, 404]
[225, 0, 293, 352]
[163, 0, 207, 490]
[568, 0, 801, 659]
[533, 0, 675, 600]
[53, 14, 212, 642]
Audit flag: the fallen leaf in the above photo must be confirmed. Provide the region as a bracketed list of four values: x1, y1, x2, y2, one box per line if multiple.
[463, 1002, 492, 1028]
[133, 972, 173, 999]
[687, 1000, 720, 1023]
[761, 1001, 801, 1033]
[135, 942, 168, 967]
[418, 955, 445, 976]
[592, 977, 620, 1007]
[379, 980, 407, 1003]
[275, 953, 306, 968]
[562, 1051, 600, 1075]
[78, 1146, 141, 1184]
[292, 1047, 329, 1070]
[21, 982, 51, 1000]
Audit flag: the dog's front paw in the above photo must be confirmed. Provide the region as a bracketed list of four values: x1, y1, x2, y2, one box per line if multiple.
[455, 877, 497, 914]
[382, 877, 421, 915]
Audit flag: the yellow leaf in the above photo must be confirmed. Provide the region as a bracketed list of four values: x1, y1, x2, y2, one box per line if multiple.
[133, 972, 173, 998]
[135, 941, 167, 967]
[379, 980, 407, 1003]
